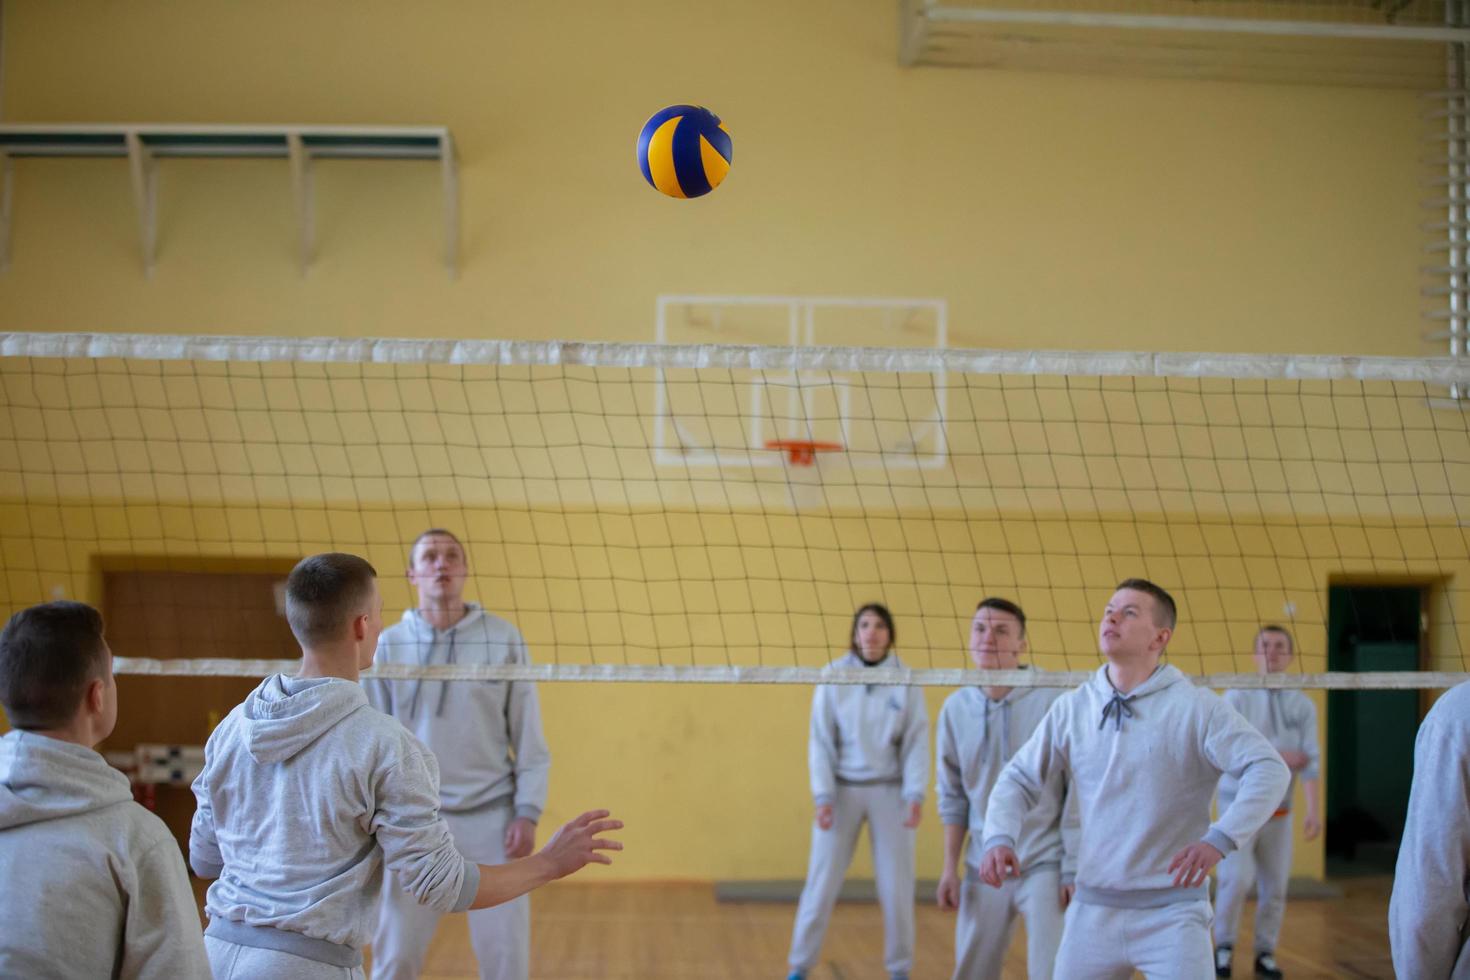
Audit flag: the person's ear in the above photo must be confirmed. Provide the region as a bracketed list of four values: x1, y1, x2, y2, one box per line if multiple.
[353, 613, 368, 642]
[1154, 626, 1173, 652]
[85, 676, 106, 717]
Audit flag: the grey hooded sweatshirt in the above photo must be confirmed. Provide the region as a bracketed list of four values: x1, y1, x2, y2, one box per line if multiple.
[190, 674, 479, 966]
[983, 664, 1289, 907]
[809, 651, 929, 806]
[935, 678, 1076, 877]
[364, 606, 550, 822]
[0, 729, 211, 979]
[1390, 680, 1470, 980]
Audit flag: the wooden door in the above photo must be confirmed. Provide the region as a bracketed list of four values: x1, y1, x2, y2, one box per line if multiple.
[102, 567, 298, 852]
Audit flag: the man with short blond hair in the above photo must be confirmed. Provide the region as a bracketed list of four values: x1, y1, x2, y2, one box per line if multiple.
[191, 552, 615, 980]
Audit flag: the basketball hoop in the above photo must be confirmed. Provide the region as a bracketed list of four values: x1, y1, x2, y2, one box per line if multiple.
[764, 439, 843, 466]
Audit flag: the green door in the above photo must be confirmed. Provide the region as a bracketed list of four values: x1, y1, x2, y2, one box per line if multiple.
[1325, 587, 1423, 875]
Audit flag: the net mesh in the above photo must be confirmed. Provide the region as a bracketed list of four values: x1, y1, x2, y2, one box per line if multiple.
[2, 332, 1467, 688]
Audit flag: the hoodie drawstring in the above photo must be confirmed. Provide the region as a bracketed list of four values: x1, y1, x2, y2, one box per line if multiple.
[980, 696, 1015, 759]
[1000, 700, 1012, 760]
[1100, 692, 1134, 731]
[407, 633, 428, 719]
[405, 627, 460, 719]
[435, 630, 457, 717]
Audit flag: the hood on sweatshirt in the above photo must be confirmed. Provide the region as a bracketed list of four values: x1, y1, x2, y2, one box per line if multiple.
[1090, 662, 1187, 732]
[239, 674, 369, 765]
[0, 729, 134, 831]
[397, 605, 486, 641]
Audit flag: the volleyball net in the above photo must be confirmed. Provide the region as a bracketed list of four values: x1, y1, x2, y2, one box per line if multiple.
[2, 331, 1467, 689]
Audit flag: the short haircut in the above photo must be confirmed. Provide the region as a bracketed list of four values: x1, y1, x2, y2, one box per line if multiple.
[1256, 624, 1295, 654]
[1114, 577, 1178, 630]
[0, 601, 109, 730]
[409, 528, 464, 565]
[849, 602, 896, 654]
[975, 597, 1027, 637]
[285, 553, 378, 646]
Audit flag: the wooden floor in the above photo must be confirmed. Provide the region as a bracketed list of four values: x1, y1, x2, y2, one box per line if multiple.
[345, 878, 1396, 979]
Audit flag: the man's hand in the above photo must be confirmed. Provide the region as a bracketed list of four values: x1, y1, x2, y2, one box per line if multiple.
[1059, 882, 1075, 909]
[936, 869, 961, 910]
[1168, 841, 1223, 888]
[536, 810, 623, 879]
[1303, 813, 1322, 841]
[504, 816, 537, 859]
[903, 800, 923, 829]
[1279, 749, 1310, 771]
[815, 804, 834, 830]
[979, 845, 1021, 888]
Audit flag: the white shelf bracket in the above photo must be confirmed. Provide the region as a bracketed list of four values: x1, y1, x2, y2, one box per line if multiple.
[441, 131, 460, 278]
[0, 151, 13, 274]
[124, 131, 158, 277]
[285, 132, 315, 275]
[899, 0, 932, 67]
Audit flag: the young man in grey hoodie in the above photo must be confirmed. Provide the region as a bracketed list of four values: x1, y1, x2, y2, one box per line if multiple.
[0, 600, 211, 980]
[1389, 678, 1470, 980]
[935, 597, 1075, 980]
[980, 578, 1290, 980]
[363, 529, 552, 980]
[1212, 625, 1321, 980]
[190, 553, 619, 980]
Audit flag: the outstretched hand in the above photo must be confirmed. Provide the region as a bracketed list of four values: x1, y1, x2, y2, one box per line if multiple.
[1167, 841, 1223, 888]
[537, 810, 623, 880]
[979, 845, 1021, 888]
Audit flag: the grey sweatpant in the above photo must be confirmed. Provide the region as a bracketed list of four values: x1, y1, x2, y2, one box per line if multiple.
[1053, 899, 1215, 980]
[371, 801, 528, 980]
[787, 782, 916, 977]
[205, 937, 365, 980]
[1214, 812, 1293, 953]
[954, 865, 1064, 980]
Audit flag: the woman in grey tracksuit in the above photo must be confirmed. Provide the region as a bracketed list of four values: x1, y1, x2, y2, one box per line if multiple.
[786, 603, 929, 980]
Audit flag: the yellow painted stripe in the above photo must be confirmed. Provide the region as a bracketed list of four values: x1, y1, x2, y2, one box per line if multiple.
[699, 134, 730, 190]
[646, 116, 686, 199]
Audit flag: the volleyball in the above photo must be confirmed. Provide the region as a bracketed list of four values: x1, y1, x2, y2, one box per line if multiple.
[636, 104, 732, 199]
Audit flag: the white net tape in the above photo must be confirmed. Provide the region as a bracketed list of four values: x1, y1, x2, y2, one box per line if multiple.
[112, 657, 1470, 689]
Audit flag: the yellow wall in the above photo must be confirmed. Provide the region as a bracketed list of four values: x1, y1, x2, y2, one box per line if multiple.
[0, 1, 1424, 356]
[0, 0, 1459, 885]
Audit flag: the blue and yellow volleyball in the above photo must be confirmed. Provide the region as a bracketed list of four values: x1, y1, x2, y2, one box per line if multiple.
[637, 105, 732, 199]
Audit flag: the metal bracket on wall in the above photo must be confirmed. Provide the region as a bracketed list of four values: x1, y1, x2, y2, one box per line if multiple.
[0, 123, 460, 277]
